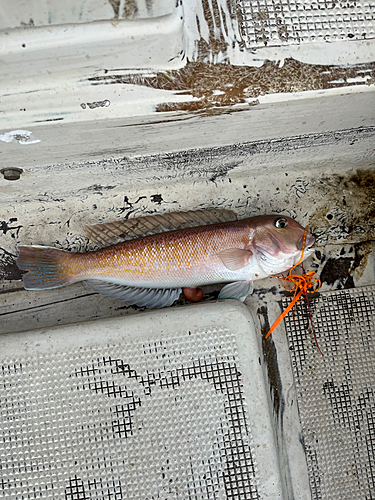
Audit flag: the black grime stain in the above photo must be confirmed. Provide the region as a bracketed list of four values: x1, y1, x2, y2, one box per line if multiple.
[320, 243, 367, 289]
[258, 305, 285, 420]
[0, 247, 23, 281]
[150, 194, 163, 204]
[0, 259, 23, 281]
[0, 220, 23, 238]
[320, 258, 354, 288]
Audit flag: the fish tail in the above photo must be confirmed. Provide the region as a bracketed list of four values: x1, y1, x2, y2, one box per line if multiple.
[17, 245, 76, 290]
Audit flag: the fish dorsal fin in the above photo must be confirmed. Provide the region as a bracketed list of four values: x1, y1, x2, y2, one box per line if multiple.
[85, 209, 237, 248]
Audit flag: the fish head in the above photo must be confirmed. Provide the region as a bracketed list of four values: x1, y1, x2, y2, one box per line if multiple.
[249, 215, 315, 276]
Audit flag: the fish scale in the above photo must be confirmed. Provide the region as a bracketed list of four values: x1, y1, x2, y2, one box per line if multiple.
[76, 223, 252, 288]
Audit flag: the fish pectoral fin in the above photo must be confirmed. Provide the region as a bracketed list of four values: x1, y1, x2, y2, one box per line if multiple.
[218, 280, 254, 301]
[216, 248, 253, 271]
[84, 280, 181, 309]
[85, 209, 237, 248]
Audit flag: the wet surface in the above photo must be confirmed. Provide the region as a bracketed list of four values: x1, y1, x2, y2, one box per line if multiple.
[306, 168, 375, 288]
[259, 305, 285, 421]
[309, 168, 375, 245]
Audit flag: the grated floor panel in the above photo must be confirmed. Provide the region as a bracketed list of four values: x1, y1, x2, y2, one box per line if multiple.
[238, 0, 375, 48]
[284, 285, 375, 500]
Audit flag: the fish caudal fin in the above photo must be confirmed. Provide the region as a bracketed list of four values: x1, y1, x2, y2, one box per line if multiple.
[17, 245, 74, 290]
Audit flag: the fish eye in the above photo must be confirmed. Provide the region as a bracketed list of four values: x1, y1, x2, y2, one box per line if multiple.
[274, 217, 288, 229]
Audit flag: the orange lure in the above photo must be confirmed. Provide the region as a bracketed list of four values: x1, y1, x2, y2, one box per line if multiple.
[265, 228, 322, 355]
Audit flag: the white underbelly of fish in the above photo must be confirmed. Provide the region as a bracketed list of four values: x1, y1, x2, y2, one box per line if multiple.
[88, 259, 266, 289]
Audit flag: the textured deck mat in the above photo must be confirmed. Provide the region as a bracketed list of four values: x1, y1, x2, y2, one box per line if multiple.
[0, 303, 278, 500]
[239, 0, 375, 48]
[284, 285, 375, 500]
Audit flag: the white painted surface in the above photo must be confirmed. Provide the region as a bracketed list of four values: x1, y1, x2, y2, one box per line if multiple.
[1, 88, 374, 172]
[0, 6, 187, 129]
[2, 0, 374, 67]
[0, 0, 176, 28]
[0, 7, 185, 73]
[246, 296, 313, 500]
[0, 81, 198, 129]
[245, 39, 375, 67]
[0, 0, 374, 132]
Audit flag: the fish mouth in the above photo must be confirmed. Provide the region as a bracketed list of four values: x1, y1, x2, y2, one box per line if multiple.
[297, 232, 315, 252]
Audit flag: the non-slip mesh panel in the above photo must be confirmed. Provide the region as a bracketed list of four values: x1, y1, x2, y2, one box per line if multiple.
[238, 0, 375, 47]
[0, 329, 259, 500]
[284, 286, 375, 500]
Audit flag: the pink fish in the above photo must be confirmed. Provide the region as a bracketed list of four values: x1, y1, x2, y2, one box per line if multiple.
[17, 209, 315, 308]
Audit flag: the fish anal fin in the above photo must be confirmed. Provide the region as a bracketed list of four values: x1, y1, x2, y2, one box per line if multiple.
[85, 209, 237, 248]
[85, 280, 181, 308]
[217, 248, 253, 271]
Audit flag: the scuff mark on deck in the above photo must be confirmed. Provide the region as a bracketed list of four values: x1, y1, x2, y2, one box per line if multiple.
[0, 130, 41, 145]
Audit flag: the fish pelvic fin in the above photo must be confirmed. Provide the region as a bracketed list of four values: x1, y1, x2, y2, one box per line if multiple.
[17, 245, 75, 290]
[218, 280, 254, 301]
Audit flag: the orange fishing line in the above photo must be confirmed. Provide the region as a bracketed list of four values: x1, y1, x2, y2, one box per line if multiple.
[265, 228, 322, 354]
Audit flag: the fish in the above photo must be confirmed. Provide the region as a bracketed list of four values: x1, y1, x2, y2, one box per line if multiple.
[16, 209, 315, 309]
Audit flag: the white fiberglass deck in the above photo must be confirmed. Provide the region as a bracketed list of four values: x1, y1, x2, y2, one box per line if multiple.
[0, 301, 281, 500]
